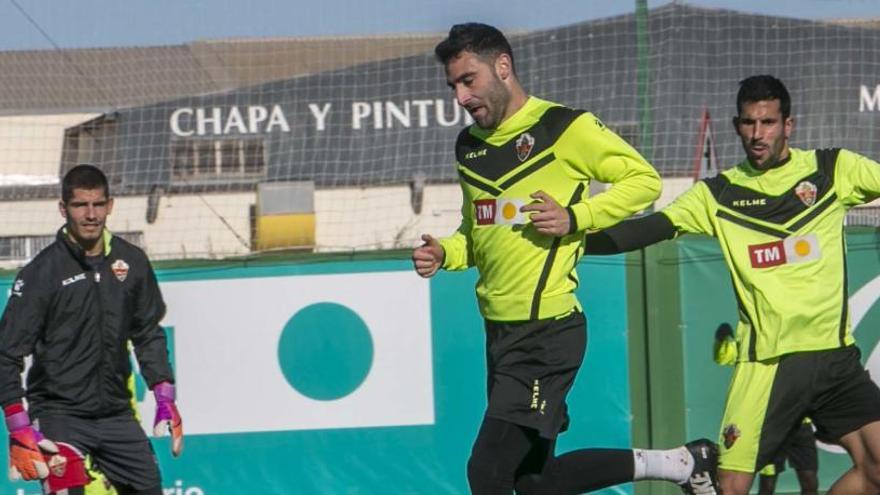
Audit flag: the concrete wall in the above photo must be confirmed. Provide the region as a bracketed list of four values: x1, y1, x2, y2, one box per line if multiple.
[0, 113, 98, 182]
[1, 177, 876, 269]
[0, 183, 464, 265]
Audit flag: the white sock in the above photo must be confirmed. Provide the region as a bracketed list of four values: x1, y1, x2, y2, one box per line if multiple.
[632, 446, 694, 483]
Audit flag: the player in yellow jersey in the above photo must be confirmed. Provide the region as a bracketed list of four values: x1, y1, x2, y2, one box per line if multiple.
[413, 22, 719, 495]
[585, 75, 880, 494]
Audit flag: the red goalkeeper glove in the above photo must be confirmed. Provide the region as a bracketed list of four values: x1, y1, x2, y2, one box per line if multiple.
[5, 403, 58, 481]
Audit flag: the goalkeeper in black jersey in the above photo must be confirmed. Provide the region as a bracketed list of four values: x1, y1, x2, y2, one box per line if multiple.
[412, 23, 720, 495]
[585, 75, 880, 495]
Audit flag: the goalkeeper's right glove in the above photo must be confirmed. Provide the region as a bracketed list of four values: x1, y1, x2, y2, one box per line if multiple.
[5, 402, 58, 481]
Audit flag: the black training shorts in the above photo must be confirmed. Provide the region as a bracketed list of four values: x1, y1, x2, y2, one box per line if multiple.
[767, 421, 818, 474]
[35, 413, 161, 491]
[483, 310, 586, 439]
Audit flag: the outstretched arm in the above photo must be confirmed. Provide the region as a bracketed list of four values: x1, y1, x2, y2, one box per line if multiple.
[562, 113, 662, 234]
[583, 212, 676, 254]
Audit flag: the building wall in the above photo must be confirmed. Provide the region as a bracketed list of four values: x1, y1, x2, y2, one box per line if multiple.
[0, 177, 876, 269]
[0, 113, 98, 181]
[0, 184, 465, 265]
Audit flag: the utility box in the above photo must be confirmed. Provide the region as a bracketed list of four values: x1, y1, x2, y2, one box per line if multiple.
[254, 181, 315, 250]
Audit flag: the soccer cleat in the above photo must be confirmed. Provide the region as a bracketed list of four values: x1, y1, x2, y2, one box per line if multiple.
[679, 438, 720, 495]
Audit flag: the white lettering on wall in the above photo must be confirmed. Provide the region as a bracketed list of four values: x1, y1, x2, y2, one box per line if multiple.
[222, 107, 248, 134]
[859, 85, 880, 112]
[169, 100, 472, 135]
[169, 108, 194, 137]
[196, 107, 222, 136]
[350, 99, 471, 130]
[385, 101, 411, 128]
[309, 103, 332, 131]
[170, 105, 291, 136]
[265, 105, 291, 133]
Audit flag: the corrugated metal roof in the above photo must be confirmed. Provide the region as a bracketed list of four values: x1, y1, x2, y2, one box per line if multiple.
[0, 35, 442, 114]
[3, 3, 880, 198]
[832, 19, 880, 30]
[1, 6, 874, 115]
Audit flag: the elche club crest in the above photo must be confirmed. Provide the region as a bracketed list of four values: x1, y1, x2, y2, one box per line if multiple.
[722, 423, 741, 449]
[795, 180, 817, 206]
[515, 132, 535, 162]
[11, 278, 24, 297]
[111, 259, 130, 282]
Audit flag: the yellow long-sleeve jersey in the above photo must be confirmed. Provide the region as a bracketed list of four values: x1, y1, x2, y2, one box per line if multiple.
[440, 97, 661, 321]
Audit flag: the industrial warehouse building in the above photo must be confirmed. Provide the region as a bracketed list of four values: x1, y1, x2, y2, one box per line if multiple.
[1, 3, 879, 263]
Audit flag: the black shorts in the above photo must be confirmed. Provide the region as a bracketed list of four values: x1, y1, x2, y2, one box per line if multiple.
[754, 345, 880, 470]
[767, 421, 818, 474]
[483, 310, 586, 439]
[35, 412, 161, 491]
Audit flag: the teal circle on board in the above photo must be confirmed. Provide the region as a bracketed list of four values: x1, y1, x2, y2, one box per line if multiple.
[278, 302, 374, 401]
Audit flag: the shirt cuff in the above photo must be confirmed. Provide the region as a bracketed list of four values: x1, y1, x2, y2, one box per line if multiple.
[568, 202, 594, 233]
[437, 239, 455, 270]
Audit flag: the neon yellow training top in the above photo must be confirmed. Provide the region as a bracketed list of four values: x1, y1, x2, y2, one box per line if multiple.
[664, 148, 880, 361]
[440, 97, 661, 321]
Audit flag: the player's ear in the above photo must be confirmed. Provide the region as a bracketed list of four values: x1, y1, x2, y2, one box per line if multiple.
[495, 54, 513, 80]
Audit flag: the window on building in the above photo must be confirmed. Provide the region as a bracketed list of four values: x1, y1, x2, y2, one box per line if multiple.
[171, 138, 266, 180]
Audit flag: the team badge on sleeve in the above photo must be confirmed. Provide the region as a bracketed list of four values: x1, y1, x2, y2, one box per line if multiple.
[722, 424, 741, 449]
[515, 132, 535, 162]
[474, 198, 528, 226]
[10, 278, 24, 297]
[795, 180, 817, 206]
[111, 259, 130, 282]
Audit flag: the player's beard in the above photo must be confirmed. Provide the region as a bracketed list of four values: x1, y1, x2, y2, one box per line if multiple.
[745, 136, 788, 170]
[476, 76, 512, 130]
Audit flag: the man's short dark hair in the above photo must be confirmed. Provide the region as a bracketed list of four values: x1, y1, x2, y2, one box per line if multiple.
[737, 75, 791, 118]
[434, 23, 514, 70]
[62, 164, 110, 202]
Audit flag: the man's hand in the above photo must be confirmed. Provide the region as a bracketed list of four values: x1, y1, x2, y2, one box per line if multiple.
[521, 191, 571, 236]
[5, 403, 58, 481]
[152, 382, 183, 457]
[412, 234, 444, 278]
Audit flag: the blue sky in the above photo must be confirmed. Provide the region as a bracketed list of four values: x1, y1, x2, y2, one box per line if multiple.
[0, 0, 877, 51]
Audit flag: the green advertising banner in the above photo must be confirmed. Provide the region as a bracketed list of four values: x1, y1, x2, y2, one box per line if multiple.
[0, 255, 634, 494]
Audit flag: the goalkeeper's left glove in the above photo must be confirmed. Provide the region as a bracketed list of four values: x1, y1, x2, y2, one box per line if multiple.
[152, 382, 183, 457]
